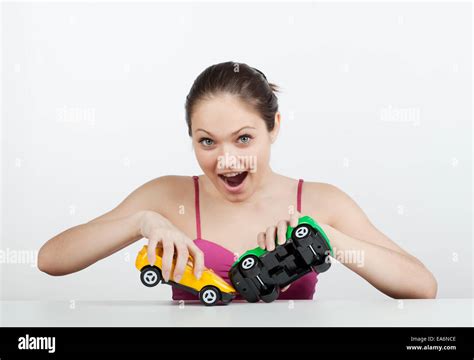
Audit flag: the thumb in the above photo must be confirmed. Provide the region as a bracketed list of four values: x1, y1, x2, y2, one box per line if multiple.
[289, 210, 301, 228]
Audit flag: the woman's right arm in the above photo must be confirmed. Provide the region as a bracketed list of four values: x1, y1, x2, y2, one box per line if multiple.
[37, 210, 147, 276]
[38, 176, 204, 280]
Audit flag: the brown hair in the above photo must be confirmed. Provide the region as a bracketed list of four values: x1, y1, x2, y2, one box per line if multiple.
[185, 61, 280, 137]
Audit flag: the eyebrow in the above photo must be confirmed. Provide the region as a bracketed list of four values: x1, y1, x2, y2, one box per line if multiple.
[195, 126, 256, 137]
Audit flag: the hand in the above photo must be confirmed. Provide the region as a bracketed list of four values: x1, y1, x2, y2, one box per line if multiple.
[139, 210, 204, 283]
[256, 211, 302, 292]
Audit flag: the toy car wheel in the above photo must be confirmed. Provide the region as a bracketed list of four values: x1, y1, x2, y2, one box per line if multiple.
[239, 254, 260, 276]
[232, 278, 260, 303]
[260, 286, 279, 303]
[221, 297, 233, 305]
[312, 258, 331, 273]
[199, 286, 221, 306]
[291, 224, 313, 245]
[140, 266, 162, 287]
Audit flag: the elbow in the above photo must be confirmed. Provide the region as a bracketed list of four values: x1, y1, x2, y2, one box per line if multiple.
[406, 257, 438, 299]
[37, 246, 62, 276]
[415, 268, 438, 299]
[392, 264, 438, 299]
[421, 276, 438, 299]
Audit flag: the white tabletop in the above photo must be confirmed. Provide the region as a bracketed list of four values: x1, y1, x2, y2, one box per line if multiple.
[1, 298, 472, 327]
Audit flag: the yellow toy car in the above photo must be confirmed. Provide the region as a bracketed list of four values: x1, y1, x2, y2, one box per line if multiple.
[135, 245, 237, 306]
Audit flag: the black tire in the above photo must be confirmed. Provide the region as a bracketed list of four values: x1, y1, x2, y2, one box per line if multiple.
[140, 266, 162, 287]
[312, 258, 331, 273]
[240, 291, 260, 303]
[199, 286, 221, 306]
[233, 279, 260, 303]
[291, 224, 313, 246]
[238, 254, 261, 277]
[260, 286, 280, 303]
[221, 298, 232, 305]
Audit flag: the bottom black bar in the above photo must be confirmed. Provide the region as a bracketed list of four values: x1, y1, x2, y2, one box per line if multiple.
[0, 327, 472, 357]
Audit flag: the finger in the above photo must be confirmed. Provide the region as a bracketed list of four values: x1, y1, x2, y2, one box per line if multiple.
[265, 226, 277, 251]
[257, 232, 266, 249]
[281, 285, 291, 292]
[172, 241, 189, 283]
[276, 220, 287, 245]
[188, 242, 205, 279]
[147, 237, 159, 265]
[161, 236, 174, 282]
[289, 210, 301, 228]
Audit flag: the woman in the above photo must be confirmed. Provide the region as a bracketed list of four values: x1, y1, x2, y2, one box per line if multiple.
[38, 61, 437, 299]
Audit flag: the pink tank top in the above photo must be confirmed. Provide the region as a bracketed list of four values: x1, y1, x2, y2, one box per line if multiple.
[171, 176, 318, 301]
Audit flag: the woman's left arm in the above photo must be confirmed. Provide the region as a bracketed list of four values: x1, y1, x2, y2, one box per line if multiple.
[310, 183, 438, 299]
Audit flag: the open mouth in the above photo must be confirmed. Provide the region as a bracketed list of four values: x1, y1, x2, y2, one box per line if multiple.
[218, 171, 249, 188]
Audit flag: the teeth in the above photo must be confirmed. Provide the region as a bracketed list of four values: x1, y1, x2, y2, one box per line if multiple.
[221, 171, 243, 177]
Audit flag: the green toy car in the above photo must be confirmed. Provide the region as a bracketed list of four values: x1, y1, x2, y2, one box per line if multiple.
[228, 216, 333, 302]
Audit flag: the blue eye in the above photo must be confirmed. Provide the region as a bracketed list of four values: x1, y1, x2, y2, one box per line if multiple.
[238, 134, 252, 144]
[199, 138, 214, 146]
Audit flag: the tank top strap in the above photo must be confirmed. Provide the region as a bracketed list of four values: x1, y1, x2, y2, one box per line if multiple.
[192, 176, 202, 239]
[297, 179, 304, 213]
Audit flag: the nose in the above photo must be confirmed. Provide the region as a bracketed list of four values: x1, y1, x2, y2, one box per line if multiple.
[217, 144, 245, 172]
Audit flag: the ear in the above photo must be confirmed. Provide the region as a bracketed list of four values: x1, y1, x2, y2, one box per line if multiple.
[270, 112, 281, 144]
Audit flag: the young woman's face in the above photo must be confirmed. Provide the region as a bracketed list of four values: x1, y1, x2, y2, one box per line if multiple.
[191, 92, 279, 202]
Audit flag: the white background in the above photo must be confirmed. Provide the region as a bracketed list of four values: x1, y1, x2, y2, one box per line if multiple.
[1, 1, 472, 301]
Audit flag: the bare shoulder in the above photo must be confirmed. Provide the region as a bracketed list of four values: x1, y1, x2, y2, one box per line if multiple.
[132, 175, 194, 211]
[302, 181, 364, 227]
[141, 175, 192, 195]
[88, 175, 193, 223]
[303, 181, 347, 202]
